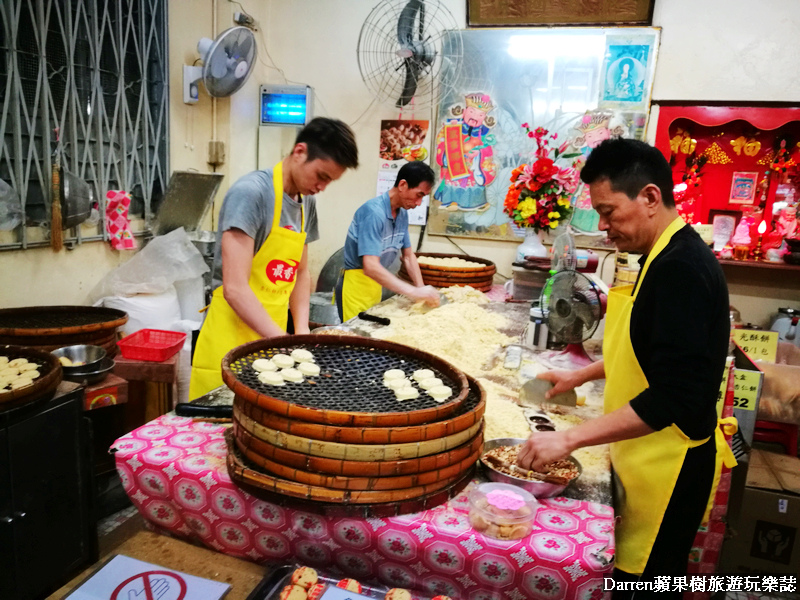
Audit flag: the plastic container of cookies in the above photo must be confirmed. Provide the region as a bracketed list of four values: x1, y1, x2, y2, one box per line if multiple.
[468, 482, 539, 541]
[247, 564, 444, 600]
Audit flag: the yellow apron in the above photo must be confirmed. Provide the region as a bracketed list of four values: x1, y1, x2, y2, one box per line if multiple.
[189, 163, 306, 398]
[603, 216, 737, 574]
[340, 268, 383, 322]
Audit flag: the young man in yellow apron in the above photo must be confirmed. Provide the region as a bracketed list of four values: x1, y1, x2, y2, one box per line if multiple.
[517, 139, 736, 596]
[335, 161, 440, 322]
[189, 118, 358, 399]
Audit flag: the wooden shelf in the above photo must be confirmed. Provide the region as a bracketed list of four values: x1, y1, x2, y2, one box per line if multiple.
[718, 258, 800, 271]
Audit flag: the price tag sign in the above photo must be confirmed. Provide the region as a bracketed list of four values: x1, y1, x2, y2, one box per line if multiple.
[731, 329, 777, 364]
[732, 369, 762, 411]
[716, 357, 733, 418]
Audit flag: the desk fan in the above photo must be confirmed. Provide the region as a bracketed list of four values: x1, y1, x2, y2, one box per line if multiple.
[538, 228, 605, 369]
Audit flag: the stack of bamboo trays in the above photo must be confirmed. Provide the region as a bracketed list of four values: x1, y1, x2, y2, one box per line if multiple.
[398, 252, 496, 292]
[223, 335, 485, 516]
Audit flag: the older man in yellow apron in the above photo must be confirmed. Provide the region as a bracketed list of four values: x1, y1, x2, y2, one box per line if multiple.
[335, 161, 440, 322]
[189, 118, 358, 399]
[517, 138, 736, 596]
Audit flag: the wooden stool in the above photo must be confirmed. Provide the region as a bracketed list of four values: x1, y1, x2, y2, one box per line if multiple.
[113, 354, 179, 431]
[753, 420, 799, 456]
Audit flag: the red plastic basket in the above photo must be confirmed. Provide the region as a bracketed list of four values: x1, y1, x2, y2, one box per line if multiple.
[117, 329, 187, 362]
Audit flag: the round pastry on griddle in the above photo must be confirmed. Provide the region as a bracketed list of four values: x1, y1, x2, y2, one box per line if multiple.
[385, 589, 412, 600]
[252, 358, 277, 372]
[258, 371, 284, 386]
[290, 348, 315, 363]
[418, 377, 443, 390]
[412, 368, 434, 382]
[383, 368, 406, 381]
[385, 377, 411, 390]
[272, 353, 295, 369]
[428, 385, 452, 402]
[281, 367, 304, 383]
[395, 386, 420, 401]
[297, 362, 320, 377]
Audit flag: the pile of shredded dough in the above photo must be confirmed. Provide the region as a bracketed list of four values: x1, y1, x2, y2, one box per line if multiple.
[371, 302, 513, 373]
[418, 256, 485, 269]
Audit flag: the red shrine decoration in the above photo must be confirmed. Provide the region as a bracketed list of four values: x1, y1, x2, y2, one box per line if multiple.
[654, 106, 800, 243]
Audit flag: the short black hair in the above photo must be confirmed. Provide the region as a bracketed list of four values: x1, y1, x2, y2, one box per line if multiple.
[295, 117, 359, 170]
[580, 138, 675, 207]
[394, 161, 435, 189]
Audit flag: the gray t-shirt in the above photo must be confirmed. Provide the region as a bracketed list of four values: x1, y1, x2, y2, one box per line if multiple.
[211, 168, 319, 289]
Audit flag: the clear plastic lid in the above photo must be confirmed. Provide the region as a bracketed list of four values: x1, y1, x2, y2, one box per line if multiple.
[469, 482, 538, 524]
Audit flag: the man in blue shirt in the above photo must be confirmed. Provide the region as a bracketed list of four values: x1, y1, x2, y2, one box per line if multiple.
[335, 162, 440, 321]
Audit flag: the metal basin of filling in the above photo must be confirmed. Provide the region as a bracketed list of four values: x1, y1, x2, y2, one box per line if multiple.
[480, 437, 582, 498]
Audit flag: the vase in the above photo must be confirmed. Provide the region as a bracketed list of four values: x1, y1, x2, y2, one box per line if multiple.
[516, 229, 547, 262]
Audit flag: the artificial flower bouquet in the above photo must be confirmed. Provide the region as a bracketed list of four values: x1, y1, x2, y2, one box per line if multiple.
[503, 124, 581, 233]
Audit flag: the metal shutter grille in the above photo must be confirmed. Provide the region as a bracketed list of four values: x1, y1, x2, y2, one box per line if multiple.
[0, 0, 168, 249]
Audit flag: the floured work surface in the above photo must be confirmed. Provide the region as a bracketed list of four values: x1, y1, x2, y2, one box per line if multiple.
[350, 288, 612, 505]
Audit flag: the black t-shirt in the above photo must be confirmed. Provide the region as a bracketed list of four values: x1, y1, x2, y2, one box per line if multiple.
[628, 225, 730, 440]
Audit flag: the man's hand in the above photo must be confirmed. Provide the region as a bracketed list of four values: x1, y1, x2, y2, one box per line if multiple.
[536, 370, 581, 399]
[516, 431, 574, 472]
[410, 285, 440, 307]
[293, 324, 311, 335]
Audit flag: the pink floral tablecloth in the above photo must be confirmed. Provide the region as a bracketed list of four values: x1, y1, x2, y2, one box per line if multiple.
[113, 415, 615, 600]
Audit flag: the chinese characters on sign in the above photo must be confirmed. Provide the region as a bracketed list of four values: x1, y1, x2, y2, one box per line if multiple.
[732, 329, 778, 363]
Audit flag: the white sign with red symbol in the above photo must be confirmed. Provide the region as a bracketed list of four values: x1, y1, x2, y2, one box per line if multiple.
[67, 555, 229, 600]
[266, 259, 299, 284]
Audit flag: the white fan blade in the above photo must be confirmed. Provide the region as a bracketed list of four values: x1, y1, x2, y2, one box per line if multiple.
[210, 52, 229, 79]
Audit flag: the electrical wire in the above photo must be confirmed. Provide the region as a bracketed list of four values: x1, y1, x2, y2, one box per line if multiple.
[444, 236, 471, 256]
[349, 97, 378, 128]
[228, 0, 331, 117]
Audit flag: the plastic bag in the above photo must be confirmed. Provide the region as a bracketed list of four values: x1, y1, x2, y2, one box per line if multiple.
[0, 179, 23, 231]
[89, 227, 208, 302]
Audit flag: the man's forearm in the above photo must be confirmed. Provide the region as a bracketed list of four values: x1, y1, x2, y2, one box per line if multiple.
[566, 403, 654, 449]
[403, 252, 425, 287]
[289, 268, 311, 333]
[363, 260, 420, 297]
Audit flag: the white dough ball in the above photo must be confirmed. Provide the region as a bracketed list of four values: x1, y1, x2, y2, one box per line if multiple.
[290, 348, 314, 363]
[258, 371, 284, 386]
[383, 369, 406, 381]
[412, 369, 434, 382]
[297, 362, 320, 377]
[281, 368, 304, 383]
[395, 386, 420, 400]
[428, 385, 452, 402]
[0, 367, 18, 378]
[272, 354, 295, 369]
[385, 377, 411, 390]
[418, 377, 443, 390]
[8, 358, 28, 368]
[252, 358, 277, 372]
[27, 369, 41, 380]
[0, 356, 9, 367]
[18, 362, 38, 372]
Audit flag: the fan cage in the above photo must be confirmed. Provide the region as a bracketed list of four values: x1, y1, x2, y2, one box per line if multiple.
[543, 271, 602, 344]
[357, 0, 463, 110]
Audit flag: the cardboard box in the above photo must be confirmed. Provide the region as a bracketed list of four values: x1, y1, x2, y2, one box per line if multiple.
[719, 450, 800, 574]
[84, 373, 128, 411]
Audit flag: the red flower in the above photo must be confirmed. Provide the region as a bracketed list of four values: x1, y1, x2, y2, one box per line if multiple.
[532, 158, 557, 182]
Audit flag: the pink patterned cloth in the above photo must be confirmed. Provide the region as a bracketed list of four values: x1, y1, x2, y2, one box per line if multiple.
[105, 190, 137, 250]
[113, 415, 615, 600]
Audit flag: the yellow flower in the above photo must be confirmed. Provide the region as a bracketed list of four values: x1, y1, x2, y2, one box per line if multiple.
[557, 197, 571, 208]
[518, 198, 537, 220]
[549, 220, 559, 229]
[548, 211, 560, 219]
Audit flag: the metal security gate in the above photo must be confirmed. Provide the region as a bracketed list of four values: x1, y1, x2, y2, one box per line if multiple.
[0, 0, 168, 250]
